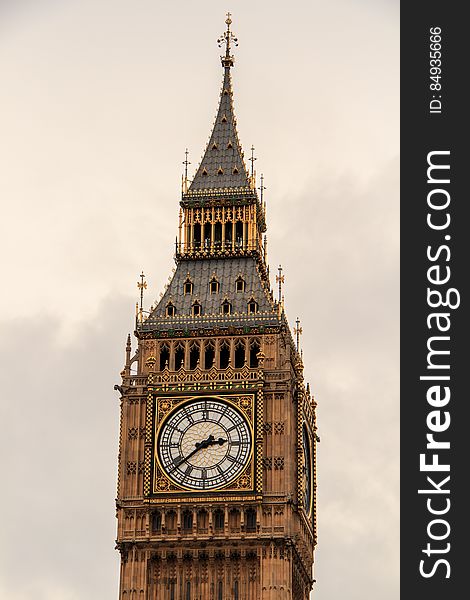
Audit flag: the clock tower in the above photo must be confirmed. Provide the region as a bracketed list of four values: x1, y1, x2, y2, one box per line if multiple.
[115, 15, 317, 600]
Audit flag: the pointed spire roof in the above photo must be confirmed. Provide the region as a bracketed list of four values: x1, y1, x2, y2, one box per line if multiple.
[189, 15, 251, 192]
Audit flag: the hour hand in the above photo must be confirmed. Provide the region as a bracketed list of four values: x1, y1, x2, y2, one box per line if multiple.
[213, 437, 227, 446]
[195, 434, 215, 450]
[169, 435, 227, 473]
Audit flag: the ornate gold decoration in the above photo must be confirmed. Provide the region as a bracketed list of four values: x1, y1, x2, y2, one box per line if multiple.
[150, 393, 256, 496]
[145, 355, 156, 370]
[156, 397, 191, 422]
[231, 394, 253, 420]
[229, 466, 252, 490]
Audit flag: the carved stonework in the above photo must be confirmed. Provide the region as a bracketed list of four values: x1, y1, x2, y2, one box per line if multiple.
[263, 457, 272, 470]
[128, 427, 138, 440]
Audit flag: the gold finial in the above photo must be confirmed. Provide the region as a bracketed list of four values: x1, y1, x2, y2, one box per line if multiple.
[249, 145, 257, 179]
[137, 271, 147, 321]
[258, 173, 266, 206]
[182, 148, 191, 193]
[294, 317, 303, 352]
[218, 12, 238, 68]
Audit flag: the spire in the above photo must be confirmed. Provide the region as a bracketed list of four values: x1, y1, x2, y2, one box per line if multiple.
[189, 14, 250, 192]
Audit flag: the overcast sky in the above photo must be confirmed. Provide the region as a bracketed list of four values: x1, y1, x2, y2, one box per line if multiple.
[0, 1, 399, 599]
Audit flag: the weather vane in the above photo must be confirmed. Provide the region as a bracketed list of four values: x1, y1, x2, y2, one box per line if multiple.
[276, 265, 284, 303]
[294, 317, 303, 352]
[218, 12, 238, 68]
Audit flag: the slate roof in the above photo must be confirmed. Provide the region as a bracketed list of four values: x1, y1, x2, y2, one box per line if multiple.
[141, 257, 279, 332]
[189, 65, 251, 192]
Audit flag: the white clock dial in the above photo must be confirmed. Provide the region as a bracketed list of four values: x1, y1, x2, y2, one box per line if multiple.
[157, 398, 252, 490]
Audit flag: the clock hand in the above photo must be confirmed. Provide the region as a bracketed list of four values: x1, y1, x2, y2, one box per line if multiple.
[168, 435, 227, 473]
[206, 437, 227, 447]
[168, 445, 201, 472]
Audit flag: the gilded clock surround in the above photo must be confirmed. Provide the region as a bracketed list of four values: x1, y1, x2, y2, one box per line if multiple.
[115, 14, 317, 600]
[152, 394, 256, 495]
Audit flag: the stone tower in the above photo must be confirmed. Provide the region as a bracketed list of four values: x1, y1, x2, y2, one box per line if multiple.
[115, 15, 317, 600]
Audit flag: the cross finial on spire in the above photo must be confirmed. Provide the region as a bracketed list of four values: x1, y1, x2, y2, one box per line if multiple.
[276, 265, 284, 303]
[183, 148, 190, 179]
[258, 173, 266, 204]
[137, 271, 147, 319]
[182, 148, 191, 192]
[218, 12, 238, 68]
[294, 317, 303, 352]
[249, 145, 257, 178]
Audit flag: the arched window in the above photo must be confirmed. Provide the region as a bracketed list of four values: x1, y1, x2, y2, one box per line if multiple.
[159, 343, 170, 371]
[151, 511, 162, 532]
[166, 302, 175, 317]
[192, 301, 202, 317]
[214, 222, 222, 248]
[204, 222, 211, 249]
[234, 340, 245, 368]
[221, 299, 231, 315]
[175, 343, 185, 370]
[182, 511, 193, 531]
[189, 342, 200, 370]
[234, 580, 239, 600]
[210, 276, 220, 294]
[218, 581, 223, 600]
[204, 341, 215, 369]
[235, 221, 243, 246]
[248, 298, 258, 314]
[185, 581, 191, 600]
[166, 510, 177, 533]
[224, 222, 232, 248]
[193, 223, 201, 248]
[197, 509, 209, 533]
[184, 277, 193, 295]
[219, 340, 230, 369]
[249, 339, 260, 368]
[214, 509, 224, 531]
[246, 508, 257, 532]
[235, 276, 245, 292]
[170, 581, 176, 600]
[229, 508, 240, 532]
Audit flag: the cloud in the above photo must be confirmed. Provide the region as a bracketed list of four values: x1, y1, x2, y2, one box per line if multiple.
[0, 296, 134, 599]
[281, 160, 400, 599]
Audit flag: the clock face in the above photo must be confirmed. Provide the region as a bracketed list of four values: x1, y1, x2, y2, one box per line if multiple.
[157, 398, 252, 490]
[302, 424, 312, 516]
